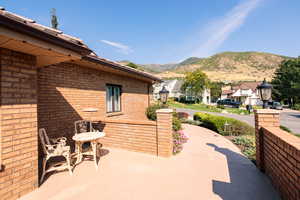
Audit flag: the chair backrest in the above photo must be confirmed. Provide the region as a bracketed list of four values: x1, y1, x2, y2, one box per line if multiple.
[39, 128, 51, 154]
[74, 120, 93, 135]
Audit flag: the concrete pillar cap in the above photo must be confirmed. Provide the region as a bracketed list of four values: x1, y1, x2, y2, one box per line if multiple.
[254, 109, 280, 114]
[156, 109, 173, 113]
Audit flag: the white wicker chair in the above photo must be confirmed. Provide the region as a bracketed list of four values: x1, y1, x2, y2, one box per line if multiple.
[74, 120, 96, 135]
[39, 128, 72, 183]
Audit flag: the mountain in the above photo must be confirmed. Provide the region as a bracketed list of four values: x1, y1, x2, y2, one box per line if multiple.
[140, 63, 178, 73]
[144, 52, 291, 82]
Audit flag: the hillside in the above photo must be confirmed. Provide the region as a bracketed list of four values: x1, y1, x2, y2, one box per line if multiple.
[157, 52, 290, 82]
[119, 52, 291, 82]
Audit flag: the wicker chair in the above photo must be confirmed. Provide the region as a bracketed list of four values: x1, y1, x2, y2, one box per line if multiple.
[39, 128, 72, 183]
[74, 120, 96, 135]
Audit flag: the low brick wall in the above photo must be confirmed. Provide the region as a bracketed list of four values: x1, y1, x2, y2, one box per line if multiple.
[255, 109, 300, 200]
[97, 119, 158, 154]
[97, 109, 174, 157]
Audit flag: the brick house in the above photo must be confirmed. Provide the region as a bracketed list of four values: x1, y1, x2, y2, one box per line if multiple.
[0, 8, 173, 199]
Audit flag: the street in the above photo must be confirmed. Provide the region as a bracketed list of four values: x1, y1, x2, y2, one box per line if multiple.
[176, 108, 300, 134]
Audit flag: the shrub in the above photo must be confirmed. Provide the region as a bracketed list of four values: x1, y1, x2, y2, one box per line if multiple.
[280, 125, 292, 133]
[232, 136, 256, 161]
[193, 112, 255, 136]
[146, 104, 182, 131]
[145, 104, 164, 121]
[217, 104, 225, 109]
[173, 130, 189, 154]
[180, 118, 202, 126]
[172, 116, 182, 131]
[292, 104, 300, 111]
[177, 112, 189, 119]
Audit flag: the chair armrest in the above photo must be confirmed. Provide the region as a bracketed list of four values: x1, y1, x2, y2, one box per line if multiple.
[51, 137, 67, 145]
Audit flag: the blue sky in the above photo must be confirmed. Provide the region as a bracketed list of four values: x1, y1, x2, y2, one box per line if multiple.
[1, 0, 300, 64]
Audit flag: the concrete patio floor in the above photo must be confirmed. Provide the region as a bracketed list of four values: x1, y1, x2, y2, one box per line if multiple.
[20, 124, 280, 200]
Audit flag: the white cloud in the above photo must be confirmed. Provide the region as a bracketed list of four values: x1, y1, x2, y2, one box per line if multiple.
[100, 40, 133, 55]
[191, 0, 262, 57]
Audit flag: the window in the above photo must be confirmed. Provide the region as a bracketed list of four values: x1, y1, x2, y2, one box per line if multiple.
[106, 84, 121, 113]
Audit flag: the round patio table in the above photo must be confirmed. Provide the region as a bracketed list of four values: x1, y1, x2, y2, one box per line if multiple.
[72, 131, 105, 170]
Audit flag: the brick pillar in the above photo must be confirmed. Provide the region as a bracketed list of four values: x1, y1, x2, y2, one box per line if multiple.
[254, 109, 280, 171]
[156, 109, 173, 157]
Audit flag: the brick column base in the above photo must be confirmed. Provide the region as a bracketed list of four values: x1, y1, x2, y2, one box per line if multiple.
[156, 109, 173, 157]
[254, 109, 280, 171]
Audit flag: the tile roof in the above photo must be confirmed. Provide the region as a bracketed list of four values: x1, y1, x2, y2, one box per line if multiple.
[0, 7, 91, 54]
[222, 90, 234, 95]
[232, 82, 261, 91]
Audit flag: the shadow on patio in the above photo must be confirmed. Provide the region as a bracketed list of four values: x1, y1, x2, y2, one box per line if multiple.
[207, 143, 281, 200]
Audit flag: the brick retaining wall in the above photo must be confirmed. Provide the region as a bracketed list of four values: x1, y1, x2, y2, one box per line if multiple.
[255, 109, 300, 200]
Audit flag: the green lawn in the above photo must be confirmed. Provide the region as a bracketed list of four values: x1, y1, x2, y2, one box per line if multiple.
[168, 101, 251, 115]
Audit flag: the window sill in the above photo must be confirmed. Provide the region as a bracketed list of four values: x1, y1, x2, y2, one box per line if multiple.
[106, 112, 124, 117]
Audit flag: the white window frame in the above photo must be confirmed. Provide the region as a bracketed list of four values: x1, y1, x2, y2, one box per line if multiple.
[106, 84, 122, 113]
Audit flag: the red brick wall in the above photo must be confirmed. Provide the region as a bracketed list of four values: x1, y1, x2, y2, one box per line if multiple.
[262, 127, 300, 200]
[38, 62, 173, 157]
[0, 48, 38, 200]
[97, 111, 173, 156]
[255, 109, 300, 200]
[0, 48, 173, 200]
[38, 62, 151, 141]
[97, 119, 158, 155]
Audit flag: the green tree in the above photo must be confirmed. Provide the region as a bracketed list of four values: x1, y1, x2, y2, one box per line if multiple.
[271, 57, 300, 105]
[210, 82, 223, 102]
[181, 69, 210, 97]
[126, 62, 138, 69]
[126, 62, 144, 71]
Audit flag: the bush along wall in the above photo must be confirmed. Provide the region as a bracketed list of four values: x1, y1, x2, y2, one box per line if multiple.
[193, 112, 255, 136]
[146, 104, 188, 154]
[194, 112, 256, 161]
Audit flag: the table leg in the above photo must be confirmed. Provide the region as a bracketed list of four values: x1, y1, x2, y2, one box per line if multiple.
[75, 142, 83, 165]
[91, 141, 98, 170]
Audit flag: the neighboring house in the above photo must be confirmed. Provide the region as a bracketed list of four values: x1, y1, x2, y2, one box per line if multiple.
[153, 79, 183, 99]
[221, 90, 234, 100]
[0, 8, 175, 199]
[153, 79, 211, 104]
[221, 82, 262, 105]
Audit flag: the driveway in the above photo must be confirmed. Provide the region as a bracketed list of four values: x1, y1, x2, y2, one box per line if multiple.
[20, 124, 280, 200]
[176, 108, 300, 134]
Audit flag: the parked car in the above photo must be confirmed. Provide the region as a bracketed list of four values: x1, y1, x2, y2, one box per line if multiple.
[268, 101, 283, 110]
[178, 95, 200, 104]
[217, 99, 241, 108]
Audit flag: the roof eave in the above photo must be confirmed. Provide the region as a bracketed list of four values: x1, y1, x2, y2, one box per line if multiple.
[0, 15, 92, 55]
[83, 55, 162, 83]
